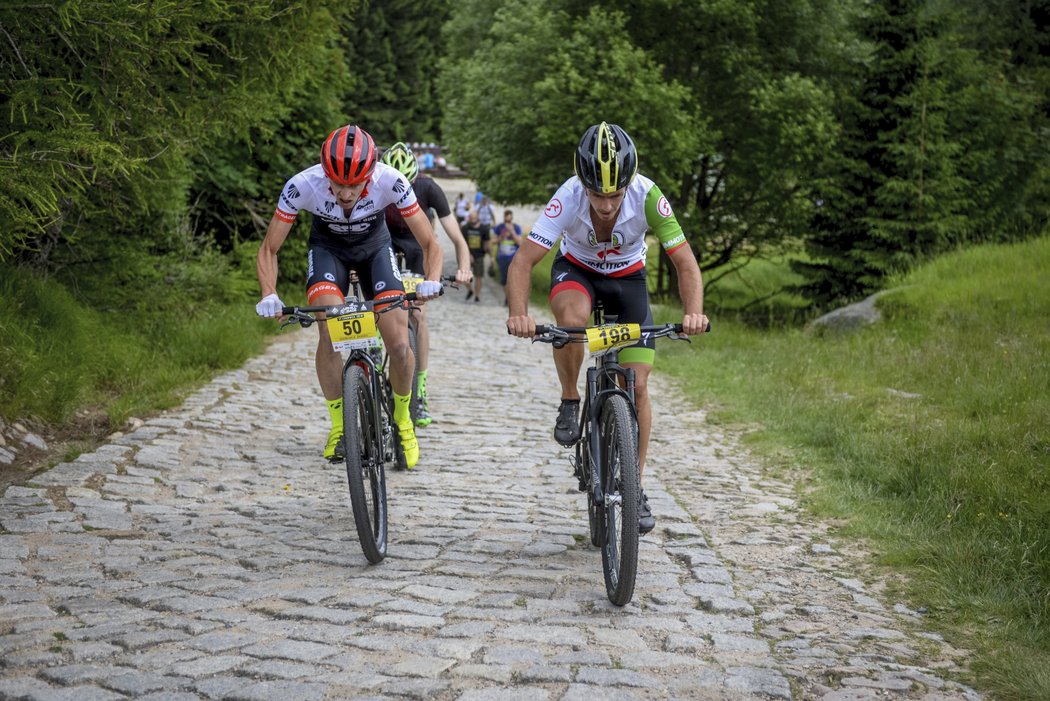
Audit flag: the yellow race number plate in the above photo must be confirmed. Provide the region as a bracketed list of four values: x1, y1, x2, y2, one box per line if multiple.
[586, 323, 641, 354]
[401, 273, 423, 295]
[326, 310, 379, 351]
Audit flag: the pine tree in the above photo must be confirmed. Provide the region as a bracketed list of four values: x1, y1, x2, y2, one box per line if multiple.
[796, 0, 984, 305]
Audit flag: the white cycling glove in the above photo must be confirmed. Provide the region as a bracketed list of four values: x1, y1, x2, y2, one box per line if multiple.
[255, 293, 284, 318]
[415, 280, 442, 299]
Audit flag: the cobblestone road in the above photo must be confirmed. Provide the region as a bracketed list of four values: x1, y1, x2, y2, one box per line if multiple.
[1, 202, 980, 700]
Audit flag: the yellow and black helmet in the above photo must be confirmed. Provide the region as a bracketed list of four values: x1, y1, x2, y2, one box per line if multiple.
[574, 122, 637, 193]
[380, 141, 419, 183]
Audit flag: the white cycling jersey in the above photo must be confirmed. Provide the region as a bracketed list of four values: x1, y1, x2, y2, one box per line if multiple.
[274, 162, 420, 247]
[527, 174, 688, 277]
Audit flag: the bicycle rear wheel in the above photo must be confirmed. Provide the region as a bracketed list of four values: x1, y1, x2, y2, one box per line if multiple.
[342, 363, 388, 564]
[598, 394, 640, 606]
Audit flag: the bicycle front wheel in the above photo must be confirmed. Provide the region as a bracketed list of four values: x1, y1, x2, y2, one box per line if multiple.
[598, 394, 640, 606]
[342, 363, 388, 564]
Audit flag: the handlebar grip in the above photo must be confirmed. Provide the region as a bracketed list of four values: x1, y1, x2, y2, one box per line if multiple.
[534, 325, 551, 335]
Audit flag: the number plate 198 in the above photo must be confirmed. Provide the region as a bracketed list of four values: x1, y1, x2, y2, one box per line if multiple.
[586, 323, 641, 354]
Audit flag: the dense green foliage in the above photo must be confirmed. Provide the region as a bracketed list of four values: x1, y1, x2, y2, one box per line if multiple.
[442, 0, 1049, 304]
[0, 0, 457, 434]
[440, 1, 698, 204]
[657, 238, 1050, 699]
[796, 0, 1049, 304]
[1, 1, 354, 269]
[342, 0, 450, 144]
[0, 265, 269, 425]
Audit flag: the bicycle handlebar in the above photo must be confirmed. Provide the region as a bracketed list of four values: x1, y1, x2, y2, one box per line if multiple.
[277, 277, 457, 329]
[528, 322, 708, 349]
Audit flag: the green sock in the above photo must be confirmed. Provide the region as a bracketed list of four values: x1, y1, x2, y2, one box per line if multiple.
[326, 398, 343, 431]
[416, 369, 428, 397]
[393, 392, 411, 425]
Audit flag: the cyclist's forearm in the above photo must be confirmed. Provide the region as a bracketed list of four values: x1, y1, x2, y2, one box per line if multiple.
[506, 242, 545, 315]
[439, 214, 471, 270]
[256, 215, 291, 296]
[671, 251, 704, 315]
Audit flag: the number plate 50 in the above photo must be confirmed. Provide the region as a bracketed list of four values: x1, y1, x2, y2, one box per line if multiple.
[326, 311, 379, 351]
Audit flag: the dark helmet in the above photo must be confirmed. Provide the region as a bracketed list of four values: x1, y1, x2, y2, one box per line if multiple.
[320, 125, 377, 185]
[574, 122, 637, 193]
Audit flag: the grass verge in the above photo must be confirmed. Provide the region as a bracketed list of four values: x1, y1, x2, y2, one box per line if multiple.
[0, 265, 270, 437]
[651, 237, 1050, 700]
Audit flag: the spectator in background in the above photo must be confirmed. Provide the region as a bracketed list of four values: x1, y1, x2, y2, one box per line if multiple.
[455, 192, 471, 222]
[493, 209, 522, 306]
[476, 195, 496, 236]
[462, 209, 489, 303]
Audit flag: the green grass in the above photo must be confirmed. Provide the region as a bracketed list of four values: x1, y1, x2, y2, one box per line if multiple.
[0, 265, 270, 428]
[650, 237, 1050, 700]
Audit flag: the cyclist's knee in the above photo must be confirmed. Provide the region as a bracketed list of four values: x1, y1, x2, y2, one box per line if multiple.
[386, 338, 412, 363]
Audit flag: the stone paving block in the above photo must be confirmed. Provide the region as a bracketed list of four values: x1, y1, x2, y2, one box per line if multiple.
[224, 680, 328, 701]
[456, 689, 551, 701]
[0, 676, 54, 699]
[136, 692, 201, 701]
[241, 639, 341, 662]
[574, 667, 662, 689]
[38, 663, 116, 685]
[102, 672, 190, 696]
[725, 666, 793, 699]
[28, 685, 126, 701]
[560, 685, 646, 701]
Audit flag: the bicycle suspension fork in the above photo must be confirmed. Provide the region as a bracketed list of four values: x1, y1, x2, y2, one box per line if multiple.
[586, 360, 638, 507]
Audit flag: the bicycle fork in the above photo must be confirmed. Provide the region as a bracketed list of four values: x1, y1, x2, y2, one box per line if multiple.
[586, 363, 637, 508]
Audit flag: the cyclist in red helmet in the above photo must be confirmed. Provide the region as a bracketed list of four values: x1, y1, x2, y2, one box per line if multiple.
[255, 124, 445, 469]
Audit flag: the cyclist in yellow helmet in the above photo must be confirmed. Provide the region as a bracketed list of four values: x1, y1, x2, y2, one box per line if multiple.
[506, 122, 709, 534]
[381, 142, 472, 427]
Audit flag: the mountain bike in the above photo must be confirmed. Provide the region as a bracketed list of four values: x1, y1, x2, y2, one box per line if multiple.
[281, 291, 422, 564]
[531, 305, 693, 605]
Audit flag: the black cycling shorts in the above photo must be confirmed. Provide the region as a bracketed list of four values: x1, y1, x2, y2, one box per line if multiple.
[390, 230, 424, 275]
[548, 254, 655, 362]
[306, 243, 404, 305]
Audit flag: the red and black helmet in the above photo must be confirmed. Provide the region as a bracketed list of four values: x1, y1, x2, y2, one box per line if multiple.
[320, 125, 377, 185]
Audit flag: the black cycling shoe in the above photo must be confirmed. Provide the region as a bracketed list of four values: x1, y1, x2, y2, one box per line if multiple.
[639, 490, 656, 534]
[553, 399, 581, 447]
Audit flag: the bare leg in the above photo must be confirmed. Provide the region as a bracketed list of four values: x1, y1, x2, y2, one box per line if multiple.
[549, 289, 591, 400]
[376, 306, 413, 396]
[313, 293, 345, 400]
[414, 305, 429, 372]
